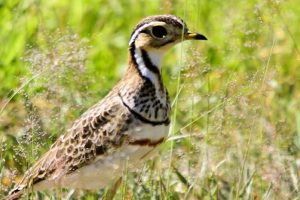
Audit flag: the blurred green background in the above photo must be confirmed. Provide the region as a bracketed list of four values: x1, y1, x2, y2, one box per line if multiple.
[0, 0, 300, 199]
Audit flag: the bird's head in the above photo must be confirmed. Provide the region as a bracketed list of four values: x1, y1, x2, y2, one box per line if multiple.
[129, 15, 207, 51]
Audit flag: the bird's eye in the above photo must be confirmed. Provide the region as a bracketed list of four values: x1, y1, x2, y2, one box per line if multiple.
[151, 26, 168, 38]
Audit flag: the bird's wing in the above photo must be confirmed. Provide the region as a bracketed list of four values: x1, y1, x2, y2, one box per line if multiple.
[7, 93, 132, 198]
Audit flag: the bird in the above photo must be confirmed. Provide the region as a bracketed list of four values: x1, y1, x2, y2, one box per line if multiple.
[5, 14, 207, 200]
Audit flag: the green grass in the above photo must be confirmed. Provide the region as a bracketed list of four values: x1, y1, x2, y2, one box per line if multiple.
[1, 0, 300, 199]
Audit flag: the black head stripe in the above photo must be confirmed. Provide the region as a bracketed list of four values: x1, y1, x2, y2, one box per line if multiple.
[130, 15, 186, 39]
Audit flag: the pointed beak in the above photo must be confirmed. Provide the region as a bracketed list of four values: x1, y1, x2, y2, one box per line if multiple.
[185, 31, 207, 40]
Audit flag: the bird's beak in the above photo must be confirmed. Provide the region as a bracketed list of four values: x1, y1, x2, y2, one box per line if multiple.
[185, 31, 207, 40]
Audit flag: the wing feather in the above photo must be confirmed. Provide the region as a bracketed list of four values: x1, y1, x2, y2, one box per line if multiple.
[7, 94, 132, 199]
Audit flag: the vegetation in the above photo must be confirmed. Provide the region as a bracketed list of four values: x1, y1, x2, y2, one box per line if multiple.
[1, 0, 299, 199]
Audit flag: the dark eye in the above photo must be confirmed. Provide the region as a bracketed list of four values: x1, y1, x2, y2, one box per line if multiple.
[151, 26, 168, 38]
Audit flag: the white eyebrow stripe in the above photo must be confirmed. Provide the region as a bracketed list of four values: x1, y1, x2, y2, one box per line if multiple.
[129, 15, 185, 46]
[129, 21, 165, 46]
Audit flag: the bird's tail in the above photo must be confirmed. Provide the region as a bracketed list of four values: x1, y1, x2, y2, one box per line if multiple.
[5, 187, 24, 200]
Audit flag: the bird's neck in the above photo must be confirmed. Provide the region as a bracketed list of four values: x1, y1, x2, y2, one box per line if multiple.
[116, 44, 170, 124]
[128, 44, 165, 90]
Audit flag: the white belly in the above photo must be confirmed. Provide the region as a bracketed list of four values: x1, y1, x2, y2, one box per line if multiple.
[34, 123, 170, 190]
[130, 123, 170, 140]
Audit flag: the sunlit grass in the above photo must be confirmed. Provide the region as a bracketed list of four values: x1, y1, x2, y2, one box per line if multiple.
[1, 0, 300, 199]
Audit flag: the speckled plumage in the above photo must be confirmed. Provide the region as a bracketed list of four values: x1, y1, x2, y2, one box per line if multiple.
[6, 14, 206, 200]
[7, 62, 170, 199]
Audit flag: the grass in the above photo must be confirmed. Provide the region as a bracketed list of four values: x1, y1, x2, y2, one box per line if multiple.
[1, 0, 300, 199]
